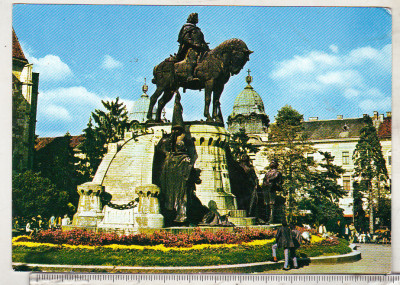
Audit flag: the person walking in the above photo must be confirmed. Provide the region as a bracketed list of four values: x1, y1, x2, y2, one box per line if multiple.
[271, 220, 299, 270]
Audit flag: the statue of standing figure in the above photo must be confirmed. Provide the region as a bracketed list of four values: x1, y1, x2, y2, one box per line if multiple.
[262, 159, 283, 224]
[157, 92, 200, 225]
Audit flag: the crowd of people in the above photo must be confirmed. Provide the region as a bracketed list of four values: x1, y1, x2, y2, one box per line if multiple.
[12, 214, 71, 237]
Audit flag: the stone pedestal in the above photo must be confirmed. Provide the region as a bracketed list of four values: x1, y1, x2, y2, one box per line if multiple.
[72, 182, 104, 227]
[134, 184, 164, 228]
[70, 123, 256, 232]
[189, 124, 237, 210]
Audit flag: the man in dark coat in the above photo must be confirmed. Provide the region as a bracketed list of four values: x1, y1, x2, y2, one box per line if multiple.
[176, 13, 210, 81]
[271, 221, 299, 270]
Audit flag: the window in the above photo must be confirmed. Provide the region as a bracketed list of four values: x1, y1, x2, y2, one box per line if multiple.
[342, 151, 350, 165]
[343, 176, 351, 192]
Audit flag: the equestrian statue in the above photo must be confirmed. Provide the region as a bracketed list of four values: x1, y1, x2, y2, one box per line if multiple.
[147, 13, 253, 123]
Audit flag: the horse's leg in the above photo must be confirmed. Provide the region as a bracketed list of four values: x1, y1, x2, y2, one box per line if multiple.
[156, 89, 174, 121]
[147, 86, 164, 121]
[212, 83, 224, 122]
[204, 80, 214, 122]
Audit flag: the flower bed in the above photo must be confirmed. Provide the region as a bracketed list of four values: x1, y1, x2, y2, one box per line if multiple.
[26, 227, 277, 247]
[12, 228, 350, 268]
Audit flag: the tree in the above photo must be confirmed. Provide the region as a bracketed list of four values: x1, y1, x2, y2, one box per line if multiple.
[91, 97, 129, 144]
[352, 181, 369, 232]
[79, 117, 105, 178]
[353, 115, 389, 233]
[79, 97, 129, 177]
[12, 171, 69, 218]
[308, 151, 346, 203]
[298, 151, 346, 226]
[229, 128, 260, 160]
[34, 132, 83, 210]
[264, 105, 315, 222]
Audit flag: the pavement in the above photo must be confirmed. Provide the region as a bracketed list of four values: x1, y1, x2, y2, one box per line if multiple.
[265, 243, 391, 274]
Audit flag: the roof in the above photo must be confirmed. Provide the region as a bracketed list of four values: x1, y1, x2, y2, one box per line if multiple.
[35, 135, 84, 151]
[378, 117, 391, 139]
[12, 29, 27, 62]
[302, 118, 366, 140]
[229, 75, 266, 118]
[128, 82, 157, 122]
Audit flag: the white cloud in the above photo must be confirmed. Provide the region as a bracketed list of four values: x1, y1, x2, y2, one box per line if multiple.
[101, 55, 123, 69]
[271, 51, 339, 79]
[30, 54, 73, 81]
[359, 97, 391, 113]
[317, 70, 363, 87]
[269, 43, 391, 116]
[37, 86, 104, 136]
[43, 105, 72, 121]
[40, 86, 102, 107]
[344, 88, 360, 99]
[329, 44, 339, 53]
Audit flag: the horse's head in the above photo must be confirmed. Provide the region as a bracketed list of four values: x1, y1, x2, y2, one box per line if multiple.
[215, 39, 253, 75]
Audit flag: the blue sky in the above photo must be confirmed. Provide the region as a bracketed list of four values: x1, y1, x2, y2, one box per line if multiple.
[13, 5, 392, 137]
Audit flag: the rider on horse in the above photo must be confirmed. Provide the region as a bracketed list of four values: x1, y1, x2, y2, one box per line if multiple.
[175, 13, 210, 81]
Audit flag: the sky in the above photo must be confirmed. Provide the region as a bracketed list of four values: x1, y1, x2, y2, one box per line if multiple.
[12, 5, 392, 137]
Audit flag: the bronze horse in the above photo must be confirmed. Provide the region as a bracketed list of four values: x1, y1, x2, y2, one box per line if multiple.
[147, 38, 253, 122]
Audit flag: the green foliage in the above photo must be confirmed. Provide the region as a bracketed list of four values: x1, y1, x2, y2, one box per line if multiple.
[353, 115, 389, 233]
[33, 132, 83, 211]
[229, 128, 260, 160]
[376, 197, 391, 229]
[308, 151, 346, 202]
[80, 97, 129, 177]
[352, 181, 368, 232]
[79, 117, 105, 178]
[12, 171, 69, 218]
[264, 105, 315, 222]
[298, 197, 344, 227]
[91, 97, 129, 144]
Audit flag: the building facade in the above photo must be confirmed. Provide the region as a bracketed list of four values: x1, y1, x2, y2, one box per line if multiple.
[228, 74, 392, 218]
[12, 29, 39, 172]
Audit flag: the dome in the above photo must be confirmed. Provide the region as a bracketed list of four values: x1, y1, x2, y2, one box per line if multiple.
[128, 79, 159, 123]
[230, 73, 266, 117]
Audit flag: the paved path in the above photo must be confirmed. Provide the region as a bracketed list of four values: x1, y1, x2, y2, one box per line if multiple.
[265, 243, 391, 274]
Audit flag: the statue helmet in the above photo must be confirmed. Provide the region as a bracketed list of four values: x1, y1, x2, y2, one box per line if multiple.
[187, 13, 198, 24]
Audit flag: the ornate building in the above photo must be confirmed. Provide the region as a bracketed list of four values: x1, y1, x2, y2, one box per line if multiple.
[227, 70, 269, 140]
[12, 29, 39, 172]
[228, 72, 392, 218]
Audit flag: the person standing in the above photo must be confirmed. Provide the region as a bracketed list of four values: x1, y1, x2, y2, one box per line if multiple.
[49, 215, 56, 230]
[271, 220, 299, 270]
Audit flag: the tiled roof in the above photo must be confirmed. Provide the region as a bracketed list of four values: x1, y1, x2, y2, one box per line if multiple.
[302, 118, 366, 140]
[35, 135, 84, 151]
[12, 29, 27, 61]
[378, 117, 391, 139]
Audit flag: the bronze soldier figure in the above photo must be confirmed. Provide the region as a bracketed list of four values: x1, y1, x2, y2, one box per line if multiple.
[262, 159, 283, 224]
[176, 13, 210, 81]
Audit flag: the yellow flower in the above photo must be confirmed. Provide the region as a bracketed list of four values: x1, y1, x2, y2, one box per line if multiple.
[12, 238, 276, 251]
[311, 235, 324, 243]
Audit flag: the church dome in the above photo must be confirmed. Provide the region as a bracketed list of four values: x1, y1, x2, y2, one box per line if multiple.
[227, 71, 269, 135]
[128, 79, 159, 123]
[230, 73, 266, 117]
